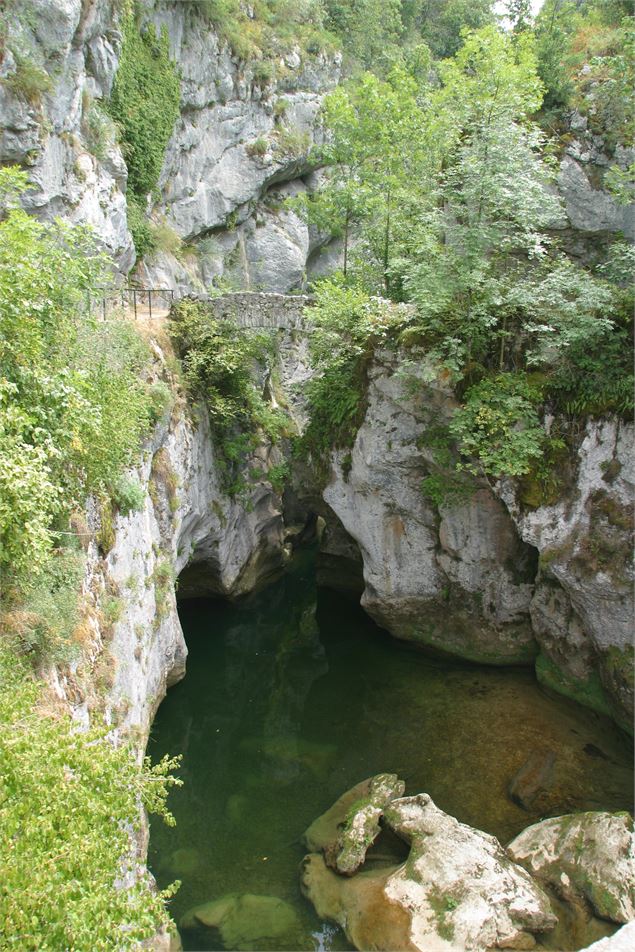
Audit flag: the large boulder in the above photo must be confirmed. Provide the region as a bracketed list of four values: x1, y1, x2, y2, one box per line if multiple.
[507, 812, 635, 924]
[301, 785, 557, 951]
[323, 773, 405, 875]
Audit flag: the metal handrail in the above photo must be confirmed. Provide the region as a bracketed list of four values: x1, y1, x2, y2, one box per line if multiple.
[86, 287, 175, 320]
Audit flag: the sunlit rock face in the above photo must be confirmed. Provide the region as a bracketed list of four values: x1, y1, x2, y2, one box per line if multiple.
[0, 1, 340, 288]
[321, 354, 539, 666]
[320, 352, 633, 727]
[301, 780, 558, 952]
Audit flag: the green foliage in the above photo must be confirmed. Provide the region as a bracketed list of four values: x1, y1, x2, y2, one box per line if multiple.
[125, 196, 156, 259]
[108, 8, 180, 259]
[150, 219, 184, 258]
[300, 280, 407, 462]
[534, 0, 635, 138]
[82, 100, 118, 162]
[197, 0, 336, 61]
[266, 460, 290, 494]
[246, 135, 269, 157]
[418, 422, 475, 505]
[111, 475, 146, 516]
[151, 559, 174, 627]
[306, 17, 632, 485]
[274, 126, 310, 157]
[109, 14, 180, 198]
[325, 0, 403, 71]
[449, 374, 546, 478]
[0, 167, 156, 584]
[148, 380, 174, 425]
[1, 53, 52, 105]
[168, 299, 288, 491]
[416, 0, 495, 59]
[0, 546, 85, 665]
[0, 648, 181, 951]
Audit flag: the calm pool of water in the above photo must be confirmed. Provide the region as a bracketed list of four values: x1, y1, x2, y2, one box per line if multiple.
[148, 549, 633, 951]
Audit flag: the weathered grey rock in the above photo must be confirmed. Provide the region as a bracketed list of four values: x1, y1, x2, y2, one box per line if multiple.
[322, 353, 538, 665]
[507, 812, 635, 924]
[324, 774, 406, 875]
[1, 1, 339, 281]
[148, 4, 338, 244]
[558, 155, 634, 239]
[497, 419, 634, 729]
[302, 791, 557, 951]
[180, 893, 299, 950]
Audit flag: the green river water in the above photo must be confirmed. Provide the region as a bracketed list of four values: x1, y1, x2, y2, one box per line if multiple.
[148, 549, 633, 951]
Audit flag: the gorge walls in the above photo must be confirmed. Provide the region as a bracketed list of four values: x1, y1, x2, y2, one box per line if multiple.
[319, 352, 634, 732]
[1, 0, 341, 292]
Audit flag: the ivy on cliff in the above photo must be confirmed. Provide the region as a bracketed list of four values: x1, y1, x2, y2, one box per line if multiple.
[109, 4, 181, 258]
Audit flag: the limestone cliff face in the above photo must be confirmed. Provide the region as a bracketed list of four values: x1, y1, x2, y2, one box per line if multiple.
[0, 0, 340, 289]
[318, 352, 633, 729]
[53, 402, 287, 740]
[48, 296, 312, 743]
[0, 0, 134, 269]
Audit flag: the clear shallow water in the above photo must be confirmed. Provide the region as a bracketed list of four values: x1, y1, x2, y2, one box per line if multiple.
[148, 549, 633, 951]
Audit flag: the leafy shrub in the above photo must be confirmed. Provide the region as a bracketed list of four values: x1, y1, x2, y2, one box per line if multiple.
[0, 547, 85, 665]
[252, 59, 275, 85]
[126, 196, 156, 259]
[246, 136, 269, 157]
[148, 381, 174, 425]
[449, 374, 546, 479]
[150, 220, 183, 258]
[109, 11, 180, 260]
[82, 101, 118, 161]
[2, 54, 52, 105]
[0, 167, 157, 583]
[0, 648, 181, 952]
[274, 127, 310, 157]
[111, 475, 145, 516]
[168, 299, 285, 490]
[300, 279, 407, 464]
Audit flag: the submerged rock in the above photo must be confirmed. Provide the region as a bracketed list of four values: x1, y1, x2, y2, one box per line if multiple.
[508, 748, 557, 811]
[180, 893, 300, 950]
[301, 785, 557, 951]
[507, 812, 635, 924]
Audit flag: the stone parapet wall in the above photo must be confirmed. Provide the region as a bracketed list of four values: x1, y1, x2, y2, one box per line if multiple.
[205, 292, 314, 332]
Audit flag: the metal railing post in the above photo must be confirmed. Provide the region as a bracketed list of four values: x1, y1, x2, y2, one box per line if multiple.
[133, 289, 137, 320]
[148, 289, 152, 321]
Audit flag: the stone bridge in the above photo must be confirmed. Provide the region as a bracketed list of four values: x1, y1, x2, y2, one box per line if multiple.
[201, 292, 314, 333]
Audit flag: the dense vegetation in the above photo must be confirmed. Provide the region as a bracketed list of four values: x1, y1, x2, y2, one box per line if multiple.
[169, 298, 291, 494]
[108, 3, 181, 258]
[0, 167, 179, 948]
[0, 649, 181, 951]
[296, 0, 634, 493]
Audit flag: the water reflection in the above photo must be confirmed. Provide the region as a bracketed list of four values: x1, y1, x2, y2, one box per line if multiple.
[148, 549, 633, 951]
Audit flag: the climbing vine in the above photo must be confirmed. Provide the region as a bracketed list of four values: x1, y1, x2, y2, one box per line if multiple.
[109, 4, 180, 257]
